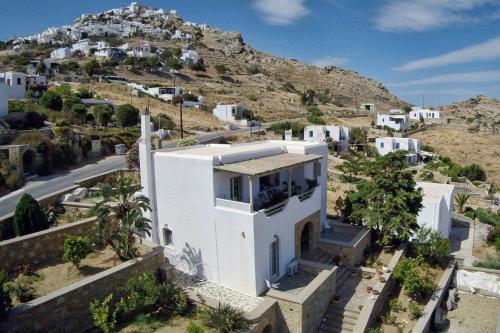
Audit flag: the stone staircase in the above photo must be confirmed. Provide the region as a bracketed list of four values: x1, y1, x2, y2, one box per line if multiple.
[318, 267, 360, 333]
[301, 248, 334, 265]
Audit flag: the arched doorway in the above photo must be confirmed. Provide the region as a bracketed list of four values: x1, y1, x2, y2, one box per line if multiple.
[301, 222, 313, 252]
[22, 150, 36, 175]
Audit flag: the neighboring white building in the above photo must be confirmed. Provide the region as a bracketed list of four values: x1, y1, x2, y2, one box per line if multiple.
[416, 182, 456, 238]
[0, 72, 27, 99]
[377, 113, 410, 131]
[27, 59, 60, 76]
[409, 107, 442, 120]
[95, 47, 126, 59]
[139, 112, 328, 296]
[147, 86, 182, 101]
[360, 103, 376, 112]
[376, 137, 421, 164]
[389, 109, 404, 114]
[213, 104, 246, 122]
[0, 82, 8, 118]
[95, 41, 110, 50]
[120, 41, 152, 58]
[71, 38, 92, 55]
[50, 47, 72, 59]
[304, 125, 350, 152]
[181, 49, 199, 65]
[171, 29, 193, 41]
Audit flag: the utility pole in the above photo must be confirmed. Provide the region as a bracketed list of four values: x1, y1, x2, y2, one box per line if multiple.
[179, 89, 184, 139]
[422, 94, 425, 108]
[258, 87, 262, 136]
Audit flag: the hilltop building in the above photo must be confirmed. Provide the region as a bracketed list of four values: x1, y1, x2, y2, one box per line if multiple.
[50, 47, 72, 59]
[410, 107, 442, 120]
[304, 125, 350, 153]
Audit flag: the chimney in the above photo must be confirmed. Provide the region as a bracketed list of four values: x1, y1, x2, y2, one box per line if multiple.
[139, 109, 160, 243]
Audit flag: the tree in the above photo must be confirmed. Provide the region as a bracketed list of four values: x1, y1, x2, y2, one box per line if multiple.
[94, 171, 152, 260]
[300, 89, 316, 106]
[402, 105, 412, 113]
[71, 103, 87, 122]
[215, 64, 229, 75]
[350, 128, 367, 145]
[39, 90, 63, 111]
[63, 235, 92, 268]
[83, 59, 101, 76]
[115, 104, 139, 127]
[342, 152, 423, 245]
[92, 105, 114, 126]
[13, 193, 49, 236]
[461, 164, 486, 182]
[63, 96, 82, 112]
[166, 55, 183, 70]
[455, 192, 470, 214]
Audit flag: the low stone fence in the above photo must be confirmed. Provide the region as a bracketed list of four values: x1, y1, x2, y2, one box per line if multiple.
[318, 223, 371, 267]
[413, 259, 457, 333]
[353, 244, 406, 333]
[0, 217, 97, 273]
[0, 240, 164, 333]
[267, 261, 337, 333]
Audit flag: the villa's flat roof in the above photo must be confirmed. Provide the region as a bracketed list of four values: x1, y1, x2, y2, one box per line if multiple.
[214, 153, 322, 176]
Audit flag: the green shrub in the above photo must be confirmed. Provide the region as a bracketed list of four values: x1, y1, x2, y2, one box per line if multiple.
[4, 111, 46, 130]
[393, 257, 436, 299]
[52, 84, 73, 98]
[39, 90, 63, 111]
[187, 321, 205, 333]
[247, 94, 258, 102]
[177, 138, 199, 147]
[461, 164, 486, 182]
[116, 104, 139, 127]
[214, 64, 229, 75]
[199, 302, 250, 333]
[89, 294, 120, 333]
[414, 227, 450, 266]
[183, 93, 199, 102]
[92, 105, 114, 126]
[76, 87, 94, 99]
[474, 257, 500, 270]
[408, 301, 422, 320]
[63, 96, 82, 111]
[282, 81, 296, 92]
[63, 235, 92, 267]
[475, 208, 500, 226]
[71, 103, 87, 121]
[0, 270, 12, 319]
[10, 278, 36, 303]
[389, 299, 405, 313]
[13, 193, 49, 236]
[121, 272, 160, 312]
[269, 121, 305, 139]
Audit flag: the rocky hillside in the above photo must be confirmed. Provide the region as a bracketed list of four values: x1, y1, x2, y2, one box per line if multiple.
[441, 96, 500, 133]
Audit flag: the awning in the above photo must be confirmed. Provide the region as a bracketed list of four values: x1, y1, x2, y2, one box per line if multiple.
[213, 153, 322, 176]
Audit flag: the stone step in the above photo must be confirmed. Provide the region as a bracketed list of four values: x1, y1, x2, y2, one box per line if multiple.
[319, 319, 355, 333]
[326, 307, 360, 320]
[324, 313, 358, 325]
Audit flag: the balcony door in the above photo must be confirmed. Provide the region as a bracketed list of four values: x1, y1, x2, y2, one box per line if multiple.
[230, 176, 242, 201]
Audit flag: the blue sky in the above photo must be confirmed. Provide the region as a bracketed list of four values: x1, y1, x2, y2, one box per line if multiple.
[1, 0, 499, 106]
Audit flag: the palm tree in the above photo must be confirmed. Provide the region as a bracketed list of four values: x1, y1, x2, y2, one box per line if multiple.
[454, 192, 470, 214]
[94, 171, 152, 260]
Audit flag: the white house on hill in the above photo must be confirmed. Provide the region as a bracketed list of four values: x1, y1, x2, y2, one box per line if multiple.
[50, 47, 72, 59]
[139, 111, 328, 296]
[0, 72, 26, 99]
[120, 41, 152, 58]
[213, 104, 246, 122]
[376, 137, 421, 164]
[304, 125, 350, 152]
[416, 182, 456, 238]
[0, 82, 7, 118]
[377, 113, 410, 131]
[71, 39, 92, 55]
[181, 49, 200, 65]
[410, 107, 442, 120]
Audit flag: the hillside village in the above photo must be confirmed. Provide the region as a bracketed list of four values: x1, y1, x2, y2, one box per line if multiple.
[0, 2, 499, 333]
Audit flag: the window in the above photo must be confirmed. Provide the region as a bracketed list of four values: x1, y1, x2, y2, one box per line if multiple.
[230, 176, 242, 201]
[325, 130, 331, 138]
[309, 131, 313, 138]
[163, 227, 173, 246]
[17, 78, 22, 85]
[380, 142, 384, 148]
[259, 173, 280, 191]
[270, 236, 280, 278]
[6, 79, 10, 85]
[313, 161, 321, 178]
[395, 143, 400, 149]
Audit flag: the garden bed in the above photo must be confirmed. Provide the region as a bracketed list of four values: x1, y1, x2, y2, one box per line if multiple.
[9, 243, 150, 306]
[362, 246, 394, 269]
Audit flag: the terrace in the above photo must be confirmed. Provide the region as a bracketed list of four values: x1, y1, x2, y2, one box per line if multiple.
[213, 153, 322, 216]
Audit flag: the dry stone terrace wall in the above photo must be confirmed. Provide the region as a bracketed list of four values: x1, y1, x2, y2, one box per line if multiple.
[0, 217, 97, 273]
[0, 242, 164, 333]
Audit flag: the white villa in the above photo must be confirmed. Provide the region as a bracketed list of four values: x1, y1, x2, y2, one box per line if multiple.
[360, 103, 376, 112]
[213, 104, 246, 122]
[120, 41, 152, 58]
[71, 39, 92, 55]
[0, 72, 26, 99]
[172, 29, 193, 41]
[377, 113, 410, 131]
[50, 47, 72, 59]
[417, 182, 456, 238]
[146, 86, 182, 101]
[410, 107, 442, 120]
[95, 47, 126, 59]
[376, 137, 421, 164]
[0, 82, 7, 118]
[139, 111, 328, 296]
[181, 49, 200, 65]
[304, 125, 350, 153]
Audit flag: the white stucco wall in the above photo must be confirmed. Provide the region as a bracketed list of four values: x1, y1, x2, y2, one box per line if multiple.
[0, 83, 7, 118]
[377, 114, 410, 131]
[304, 125, 350, 150]
[0, 72, 26, 99]
[376, 137, 420, 156]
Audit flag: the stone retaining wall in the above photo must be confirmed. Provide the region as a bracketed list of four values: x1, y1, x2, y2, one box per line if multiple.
[0, 241, 164, 333]
[353, 244, 406, 333]
[413, 259, 457, 333]
[318, 224, 371, 267]
[267, 262, 337, 333]
[0, 217, 97, 273]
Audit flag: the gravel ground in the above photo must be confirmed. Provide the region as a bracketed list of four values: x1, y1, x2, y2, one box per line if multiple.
[446, 292, 499, 333]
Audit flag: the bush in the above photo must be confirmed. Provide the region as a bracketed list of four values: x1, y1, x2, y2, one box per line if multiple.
[63, 235, 92, 267]
[63, 96, 82, 112]
[39, 90, 63, 111]
[247, 94, 258, 102]
[393, 257, 436, 299]
[177, 138, 199, 147]
[474, 257, 500, 270]
[214, 64, 229, 75]
[92, 105, 114, 126]
[71, 103, 87, 121]
[475, 208, 500, 226]
[414, 227, 450, 266]
[408, 300, 422, 319]
[116, 104, 139, 127]
[269, 121, 305, 139]
[4, 111, 46, 130]
[9, 278, 36, 303]
[76, 87, 94, 99]
[187, 321, 205, 333]
[199, 302, 250, 333]
[13, 193, 49, 236]
[0, 270, 12, 319]
[462, 164, 486, 182]
[282, 81, 296, 92]
[89, 294, 120, 333]
[183, 93, 199, 102]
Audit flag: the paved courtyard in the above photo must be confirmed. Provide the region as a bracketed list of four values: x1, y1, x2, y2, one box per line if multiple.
[278, 271, 316, 295]
[338, 273, 378, 310]
[450, 225, 474, 266]
[172, 270, 264, 313]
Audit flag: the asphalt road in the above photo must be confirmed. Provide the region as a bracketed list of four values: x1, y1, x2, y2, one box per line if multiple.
[0, 125, 269, 217]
